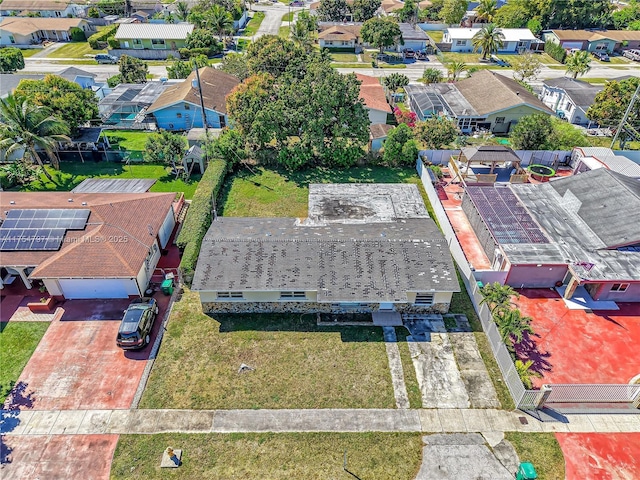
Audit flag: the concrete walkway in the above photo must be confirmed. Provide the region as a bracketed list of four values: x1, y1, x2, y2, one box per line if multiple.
[382, 326, 410, 409]
[3, 408, 639, 436]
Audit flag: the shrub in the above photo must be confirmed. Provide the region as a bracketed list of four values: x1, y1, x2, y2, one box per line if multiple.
[88, 24, 118, 49]
[70, 27, 86, 41]
[107, 37, 119, 49]
[544, 41, 566, 63]
[177, 159, 228, 284]
[88, 6, 100, 17]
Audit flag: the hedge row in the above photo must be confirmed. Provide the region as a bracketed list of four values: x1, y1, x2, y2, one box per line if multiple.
[544, 41, 567, 63]
[177, 158, 228, 284]
[88, 24, 118, 49]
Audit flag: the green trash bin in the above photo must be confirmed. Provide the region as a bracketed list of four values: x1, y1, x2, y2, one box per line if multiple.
[516, 462, 538, 480]
[476, 281, 484, 289]
[161, 279, 174, 296]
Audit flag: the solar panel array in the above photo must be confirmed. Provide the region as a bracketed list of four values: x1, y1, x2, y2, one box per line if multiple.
[0, 209, 90, 251]
[466, 187, 549, 244]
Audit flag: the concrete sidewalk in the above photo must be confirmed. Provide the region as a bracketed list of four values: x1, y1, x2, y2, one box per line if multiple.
[2, 408, 639, 436]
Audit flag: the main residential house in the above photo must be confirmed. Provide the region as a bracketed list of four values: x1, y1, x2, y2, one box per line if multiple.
[111, 23, 194, 59]
[0, 192, 180, 299]
[461, 168, 640, 302]
[317, 21, 426, 52]
[540, 29, 637, 52]
[146, 67, 239, 131]
[442, 27, 538, 53]
[355, 73, 391, 125]
[405, 70, 553, 134]
[539, 77, 603, 125]
[0, 17, 94, 46]
[193, 184, 460, 314]
[0, 0, 87, 18]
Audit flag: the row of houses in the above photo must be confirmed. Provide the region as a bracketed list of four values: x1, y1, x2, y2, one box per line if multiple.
[0, 17, 95, 45]
[0, 0, 168, 18]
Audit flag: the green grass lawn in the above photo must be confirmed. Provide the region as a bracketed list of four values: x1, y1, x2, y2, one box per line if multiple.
[505, 433, 565, 480]
[140, 290, 394, 409]
[20, 49, 42, 58]
[103, 130, 150, 151]
[330, 52, 359, 62]
[278, 25, 290, 38]
[111, 432, 423, 479]
[440, 52, 486, 64]
[19, 163, 202, 199]
[46, 41, 106, 59]
[395, 327, 422, 408]
[219, 166, 422, 218]
[281, 11, 293, 21]
[0, 322, 50, 404]
[535, 52, 562, 65]
[244, 11, 265, 36]
[427, 30, 444, 42]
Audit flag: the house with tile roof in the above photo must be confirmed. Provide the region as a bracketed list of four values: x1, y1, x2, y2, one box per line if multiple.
[0, 192, 180, 299]
[317, 25, 361, 49]
[405, 70, 553, 134]
[146, 67, 239, 131]
[0, 17, 94, 45]
[539, 78, 603, 125]
[193, 184, 460, 315]
[355, 73, 391, 125]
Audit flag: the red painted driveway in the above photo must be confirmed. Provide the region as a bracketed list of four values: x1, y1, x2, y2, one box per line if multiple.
[4, 294, 170, 411]
[1, 434, 118, 480]
[556, 433, 640, 480]
[513, 289, 640, 386]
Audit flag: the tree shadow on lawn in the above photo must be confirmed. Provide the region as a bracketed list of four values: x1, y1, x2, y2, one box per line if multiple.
[281, 166, 418, 189]
[213, 313, 384, 342]
[515, 331, 553, 377]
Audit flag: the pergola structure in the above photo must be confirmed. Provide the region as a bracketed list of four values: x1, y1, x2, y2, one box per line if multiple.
[449, 145, 527, 184]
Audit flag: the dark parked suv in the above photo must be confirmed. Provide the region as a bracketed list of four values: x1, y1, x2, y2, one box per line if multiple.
[116, 298, 159, 350]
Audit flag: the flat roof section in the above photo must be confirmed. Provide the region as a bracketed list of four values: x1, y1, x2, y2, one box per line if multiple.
[465, 186, 549, 244]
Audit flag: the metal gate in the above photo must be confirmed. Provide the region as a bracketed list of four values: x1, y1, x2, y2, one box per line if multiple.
[542, 384, 640, 412]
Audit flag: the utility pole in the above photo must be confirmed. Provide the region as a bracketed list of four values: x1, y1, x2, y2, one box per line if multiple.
[193, 60, 209, 136]
[611, 82, 640, 150]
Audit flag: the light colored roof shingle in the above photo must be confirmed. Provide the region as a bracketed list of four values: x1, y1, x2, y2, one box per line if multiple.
[147, 67, 239, 115]
[0, 17, 86, 35]
[0, 0, 80, 11]
[114, 22, 194, 40]
[454, 70, 552, 116]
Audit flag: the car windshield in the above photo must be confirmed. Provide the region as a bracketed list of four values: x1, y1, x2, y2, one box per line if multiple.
[119, 309, 144, 333]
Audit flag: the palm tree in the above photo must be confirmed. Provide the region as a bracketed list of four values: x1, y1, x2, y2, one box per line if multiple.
[475, 0, 497, 23]
[290, 21, 315, 52]
[494, 308, 534, 348]
[515, 359, 542, 389]
[420, 67, 444, 84]
[0, 94, 69, 183]
[565, 50, 592, 79]
[175, 1, 190, 21]
[472, 24, 505, 60]
[209, 5, 234, 41]
[447, 61, 467, 81]
[479, 282, 519, 312]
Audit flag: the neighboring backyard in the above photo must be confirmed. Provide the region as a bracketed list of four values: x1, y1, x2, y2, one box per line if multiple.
[17, 163, 202, 199]
[111, 432, 423, 479]
[140, 290, 395, 409]
[46, 41, 106, 59]
[0, 321, 50, 404]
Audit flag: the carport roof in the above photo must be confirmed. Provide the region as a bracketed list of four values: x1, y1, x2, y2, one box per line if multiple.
[0, 192, 176, 279]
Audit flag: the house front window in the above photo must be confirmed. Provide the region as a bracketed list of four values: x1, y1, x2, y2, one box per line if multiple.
[611, 283, 629, 292]
[133, 38, 143, 49]
[217, 291, 243, 299]
[414, 293, 434, 305]
[280, 291, 306, 299]
[219, 115, 226, 128]
[455, 40, 466, 46]
[496, 117, 505, 124]
[151, 38, 166, 49]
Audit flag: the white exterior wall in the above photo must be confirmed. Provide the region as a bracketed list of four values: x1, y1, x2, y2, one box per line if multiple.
[539, 85, 589, 125]
[367, 108, 389, 125]
[136, 239, 161, 292]
[57, 278, 139, 298]
[318, 39, 356, 48]
[158, 207, 176, 248]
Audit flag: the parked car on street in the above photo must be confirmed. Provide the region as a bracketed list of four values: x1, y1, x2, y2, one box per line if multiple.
[116, 297, 159, 350]
[623, 49, 640, 61]
[592, 51, 610, 62]
[95, 54, 118, 64]
[289, 0, 304, 5]
[403, 48, 415, 58]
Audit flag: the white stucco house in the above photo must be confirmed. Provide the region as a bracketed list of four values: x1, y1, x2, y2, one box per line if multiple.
[443, 27, 537, 53]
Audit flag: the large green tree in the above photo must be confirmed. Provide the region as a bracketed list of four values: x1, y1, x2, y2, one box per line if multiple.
[381, 73, 409, 94]
[475, 0, 497, 23]
[220, 53, 250, 81]
[317, 0, 349, 21]
[361, 17, 402, 54]
[509, 113, 553, 149]
[0, 94, 69, 182]
[0, 48, 25, 73]
[145, 131, 188, 169]
[586, 77, 640, 131]
[414, 117, 459, 149]
[382, 124, 419, 167]
[352, 0, 382, 21]
[472, 24, 505, 60]
[494, 0, 533, 28]
[564, 50, 591, 79]
[396, 0, 418, 23]
[439, 0, 467, 25]
[545, 0, 612, 29]
[15, 75, 99, 135]
[119, 55, 148, 83]
[246, 35, 306, 78]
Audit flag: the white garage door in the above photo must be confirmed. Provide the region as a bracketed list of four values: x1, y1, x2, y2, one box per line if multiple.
[562, 41, 583, 50]
[59, 279, 132, 299]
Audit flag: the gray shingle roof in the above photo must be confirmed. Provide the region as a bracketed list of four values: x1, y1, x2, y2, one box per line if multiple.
[192, 218, 460, 301]
[543, 77, 603, 109]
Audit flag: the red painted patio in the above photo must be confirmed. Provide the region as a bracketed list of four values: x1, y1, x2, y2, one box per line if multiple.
[556, 433, 640, 480]
[513, 289, 640, 386]
[0, 434, 118, 480]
